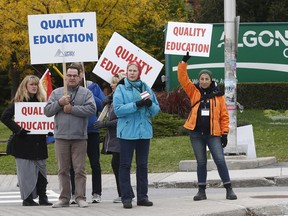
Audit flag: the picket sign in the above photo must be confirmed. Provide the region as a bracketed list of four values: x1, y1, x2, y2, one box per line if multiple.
[165, 21, 213, 57]
[14, 102, 54, 134]
[93, 32, 163, 88]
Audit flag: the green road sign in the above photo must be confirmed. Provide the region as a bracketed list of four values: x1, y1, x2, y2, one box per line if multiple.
[165, 22, 288, 91]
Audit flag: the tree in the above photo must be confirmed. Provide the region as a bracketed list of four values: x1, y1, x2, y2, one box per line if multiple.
[0, 0, 190, 100]
[194, 0, 288, 23]
[127, 0, 191, 90]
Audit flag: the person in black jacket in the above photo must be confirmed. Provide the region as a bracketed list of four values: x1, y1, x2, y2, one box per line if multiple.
[1, 75, 52, 206]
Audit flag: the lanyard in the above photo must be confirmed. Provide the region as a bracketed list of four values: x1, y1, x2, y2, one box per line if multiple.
[70, 86, 79, 105]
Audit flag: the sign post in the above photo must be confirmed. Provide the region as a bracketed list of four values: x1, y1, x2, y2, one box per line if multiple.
[224, 0, 238, 154]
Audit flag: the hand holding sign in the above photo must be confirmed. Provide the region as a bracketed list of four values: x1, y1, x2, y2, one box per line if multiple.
[18, 128, 31, 136]
[182, 52, 191, 63]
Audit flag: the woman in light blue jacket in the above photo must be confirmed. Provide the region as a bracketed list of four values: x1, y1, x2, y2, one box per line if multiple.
[113, 61, 160, 209]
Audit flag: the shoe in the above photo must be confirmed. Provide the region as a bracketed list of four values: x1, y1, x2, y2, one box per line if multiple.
[23, 199, 39, 206]
[113, 197, 122, 203]
[70, 195, 77, 204]
[123, 201, 132, 209]
[226, 187, 237, 200]
[39, 196, 52, 206]
[52, 200, 69, 208]
[92, 193, 102, 203]
[77, 200, 88, 208]
[193, 188, 207, 201]
[137, 199, 153, 206]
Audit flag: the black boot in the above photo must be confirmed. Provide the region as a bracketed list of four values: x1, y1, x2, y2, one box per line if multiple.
[224, 183, 237, 200]
[193, 185, 207, 201]
[37, 172, 52, 205]
[39, 195, 52, 206]
[23, 194, 39, 206]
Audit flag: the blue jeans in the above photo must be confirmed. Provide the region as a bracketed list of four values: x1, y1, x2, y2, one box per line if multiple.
[119, 139, 150, 203]
[189, 131, 231, 185]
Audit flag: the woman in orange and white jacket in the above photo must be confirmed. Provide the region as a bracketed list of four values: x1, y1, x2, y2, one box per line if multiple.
[177, 52, 237, 201]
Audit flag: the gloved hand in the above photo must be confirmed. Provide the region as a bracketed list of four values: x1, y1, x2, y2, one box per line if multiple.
[221, 134, 228, 148]
[47, 132, 54, 136]
[102, 95, 112, 107]
[136, 99, 146, 108]
[46, 132, 55, 144]
[94, 121, 106, 129]
[182, 51, 191, 63]
[18, 128, 31, 136]
[144, 99, 152, 107]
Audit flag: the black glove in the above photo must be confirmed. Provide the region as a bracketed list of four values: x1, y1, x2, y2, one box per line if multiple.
[94, 121, 106, 129]
[182, 51, 191, 63]
[221, 134, 228, 148]
[18, 128, 31, 136]
[144, 99, 152, 107]
[47, 132, 54, 137]
[102, 95, 112, 107]
[136, 99, 146, 108]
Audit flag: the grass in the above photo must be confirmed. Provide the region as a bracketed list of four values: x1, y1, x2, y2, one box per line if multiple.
[0, 109, 287, 175]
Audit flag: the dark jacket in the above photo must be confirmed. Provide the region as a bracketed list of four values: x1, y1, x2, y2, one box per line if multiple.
[1, 100, 48, 160]
[87, 82, 105, 133]
[102, 100, 119, 154]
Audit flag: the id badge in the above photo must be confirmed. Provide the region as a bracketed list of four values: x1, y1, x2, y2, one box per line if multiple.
[201, 108, 210, 116]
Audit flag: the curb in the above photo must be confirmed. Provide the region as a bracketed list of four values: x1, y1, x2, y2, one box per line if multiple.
[153, 177, 288, 189]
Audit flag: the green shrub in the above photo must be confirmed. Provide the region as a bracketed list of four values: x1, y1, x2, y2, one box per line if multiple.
[151, 112, 186, 137]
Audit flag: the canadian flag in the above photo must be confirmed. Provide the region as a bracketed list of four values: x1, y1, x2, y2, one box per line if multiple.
[39, 69, 53, 101]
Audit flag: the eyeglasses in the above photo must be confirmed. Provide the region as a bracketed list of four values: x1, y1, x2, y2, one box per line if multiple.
[66, 74, 79, 78]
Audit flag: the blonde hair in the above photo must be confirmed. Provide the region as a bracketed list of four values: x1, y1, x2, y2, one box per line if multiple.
[13, 75, 46, 102]
[112, 72, 126, 84]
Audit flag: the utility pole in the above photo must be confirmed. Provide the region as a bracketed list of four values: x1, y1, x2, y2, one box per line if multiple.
[224, 0, 239, 155]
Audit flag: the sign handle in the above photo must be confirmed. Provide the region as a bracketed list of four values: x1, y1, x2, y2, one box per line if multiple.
[62, 62, 67, 95]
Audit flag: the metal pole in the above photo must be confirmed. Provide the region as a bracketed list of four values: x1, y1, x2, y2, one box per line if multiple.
[224, 0, 238, 155]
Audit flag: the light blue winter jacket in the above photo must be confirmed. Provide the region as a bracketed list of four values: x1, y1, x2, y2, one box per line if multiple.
[113, 78, 160, 140]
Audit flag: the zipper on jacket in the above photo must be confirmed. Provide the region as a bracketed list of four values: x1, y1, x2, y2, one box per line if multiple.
[211, 98, 214, 135]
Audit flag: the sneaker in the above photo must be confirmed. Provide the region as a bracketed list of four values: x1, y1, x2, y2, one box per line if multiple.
[52, 200, 69, 208]
[92, 194, 102, 203]
[77, 200, 88, 208]
[113, 197, 122, 203]
[70, 195, 77, 204]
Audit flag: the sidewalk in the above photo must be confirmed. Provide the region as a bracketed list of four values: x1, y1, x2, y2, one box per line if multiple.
[0, 162, 288, 215]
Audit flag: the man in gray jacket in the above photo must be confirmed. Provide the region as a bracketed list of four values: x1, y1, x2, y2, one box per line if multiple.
[44, 65, 96, 208]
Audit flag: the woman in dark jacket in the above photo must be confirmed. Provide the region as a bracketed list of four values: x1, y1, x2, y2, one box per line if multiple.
[1, 75, 52, 206]
[94, 72, 134, 203]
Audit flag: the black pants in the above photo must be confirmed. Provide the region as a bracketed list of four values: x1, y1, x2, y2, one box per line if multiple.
[112, 152, 134, 198]
[36, 172, 48, 198]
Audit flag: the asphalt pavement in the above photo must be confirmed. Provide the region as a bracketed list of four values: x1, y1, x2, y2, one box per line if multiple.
[0, 158, 288, 216]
